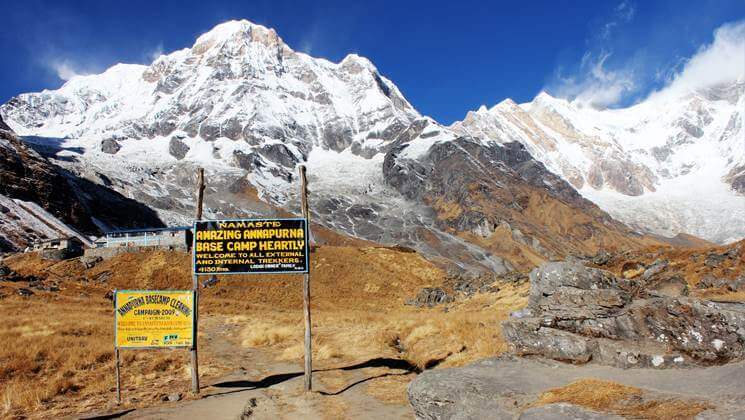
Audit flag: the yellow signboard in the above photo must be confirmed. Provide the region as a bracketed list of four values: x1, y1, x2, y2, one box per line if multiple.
[115, 290, 195, 349]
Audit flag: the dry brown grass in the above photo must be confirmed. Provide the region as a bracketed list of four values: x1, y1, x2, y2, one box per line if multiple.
[530, 379, 713, 419]
[236, 281, 527, 370]
[0, 246, 527, 417]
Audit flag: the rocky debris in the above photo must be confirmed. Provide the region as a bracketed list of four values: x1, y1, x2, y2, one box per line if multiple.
[408, 355, 745, 420]
[406, 287, 454, 308]
[80, 255, 102, 269]
[100, 138, 121, 154]
[502, 260, 745, 368]
[17, 288, 34, 297]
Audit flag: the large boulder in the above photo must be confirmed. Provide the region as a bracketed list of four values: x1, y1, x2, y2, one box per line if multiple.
[502, 260, 745, 369]
[408, 356, 745, 420]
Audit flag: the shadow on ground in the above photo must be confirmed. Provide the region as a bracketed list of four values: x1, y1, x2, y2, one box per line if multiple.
[209, 357, 425, 397]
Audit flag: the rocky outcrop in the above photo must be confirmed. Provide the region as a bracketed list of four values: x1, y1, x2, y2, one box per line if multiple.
[502, 260, 745, 368]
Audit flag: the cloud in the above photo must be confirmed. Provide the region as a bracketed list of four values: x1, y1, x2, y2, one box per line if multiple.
[551, 51, 636, 108]
[546, 1, 640, 108]
[601, 0, 635, 40]
[48, 59, 89, 81]
[145, 43, 164, 63]
[655, 20, 745, 98]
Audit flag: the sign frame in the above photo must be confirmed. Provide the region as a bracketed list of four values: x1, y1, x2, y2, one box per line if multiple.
[114, 289, 196, 350]
[192, 217, 310, 276]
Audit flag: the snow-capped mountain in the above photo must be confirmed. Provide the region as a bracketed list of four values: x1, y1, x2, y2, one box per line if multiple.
[0, 20, 659, 269]
[452, 82, 745, 244]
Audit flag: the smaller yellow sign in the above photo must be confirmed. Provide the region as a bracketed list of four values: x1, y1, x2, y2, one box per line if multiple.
[115, 290, 194, 349]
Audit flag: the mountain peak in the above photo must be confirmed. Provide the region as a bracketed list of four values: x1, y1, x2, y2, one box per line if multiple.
[192, 19, 285, 53]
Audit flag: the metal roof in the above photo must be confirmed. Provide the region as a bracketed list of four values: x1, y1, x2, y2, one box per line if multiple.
[104, 226, 191, 235]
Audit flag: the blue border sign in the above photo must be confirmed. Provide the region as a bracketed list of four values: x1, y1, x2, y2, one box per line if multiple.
[192, 218, 309, 275]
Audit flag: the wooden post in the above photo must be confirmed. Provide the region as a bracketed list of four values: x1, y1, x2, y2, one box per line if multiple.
[115, 348, 121, 405]
[191, 167, 205, 395]
[114, 289, 121, 405]
[299, 165, 313, 392]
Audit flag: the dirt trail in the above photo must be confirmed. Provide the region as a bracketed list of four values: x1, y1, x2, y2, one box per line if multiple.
[104, 315, 414, 419]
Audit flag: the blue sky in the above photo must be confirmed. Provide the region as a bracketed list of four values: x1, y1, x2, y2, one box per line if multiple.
[1, 0, 743, 123]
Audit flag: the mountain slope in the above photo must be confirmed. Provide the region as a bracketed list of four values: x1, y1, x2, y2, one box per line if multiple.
[452, 83, 745, 244]
[0, 20, 656, 269]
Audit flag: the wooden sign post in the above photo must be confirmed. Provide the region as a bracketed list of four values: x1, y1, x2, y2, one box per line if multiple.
[191, 167, 205, 395]
[299, 165, 312, 392]
[189, 166, 314, 393]
[114, 292, 121, 405]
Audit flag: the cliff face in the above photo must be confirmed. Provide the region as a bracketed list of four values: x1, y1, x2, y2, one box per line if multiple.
[0, 117, 95, 233]
[0, 116, 164, 251]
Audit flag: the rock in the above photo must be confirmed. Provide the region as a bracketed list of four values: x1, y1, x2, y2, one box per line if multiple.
[408, 362, 515, 420]
[201, 275, 218, 288]
[0, 115, 11, 131]
[732, 276, 745, 292]
[17, 288, 34, 297]
[101, 138, 121, 154]
[519, 403, 622, 419]
[641, 259, 668, 280]
[259, 143, 298, 168]
[502, 317, 594, 363]
[705, 252, 728, 268]
[232, 151, 264, 172]
[502, 260, 745, 368]
[697, 275, 729, 289]
[93, 271, 112, 283]
[166, 393, 181, 402]
[698, 275, 745, 292]
[0, 264, 10, 276]
[406, 287, 454, 308]
[591, 251, 612, 266]
[80, 255, 102, 269]
[408, 356, 745, 420]
[444, 272, 504, 296]
[168, 137, 190, 160]
[649, 275, 689, 297]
